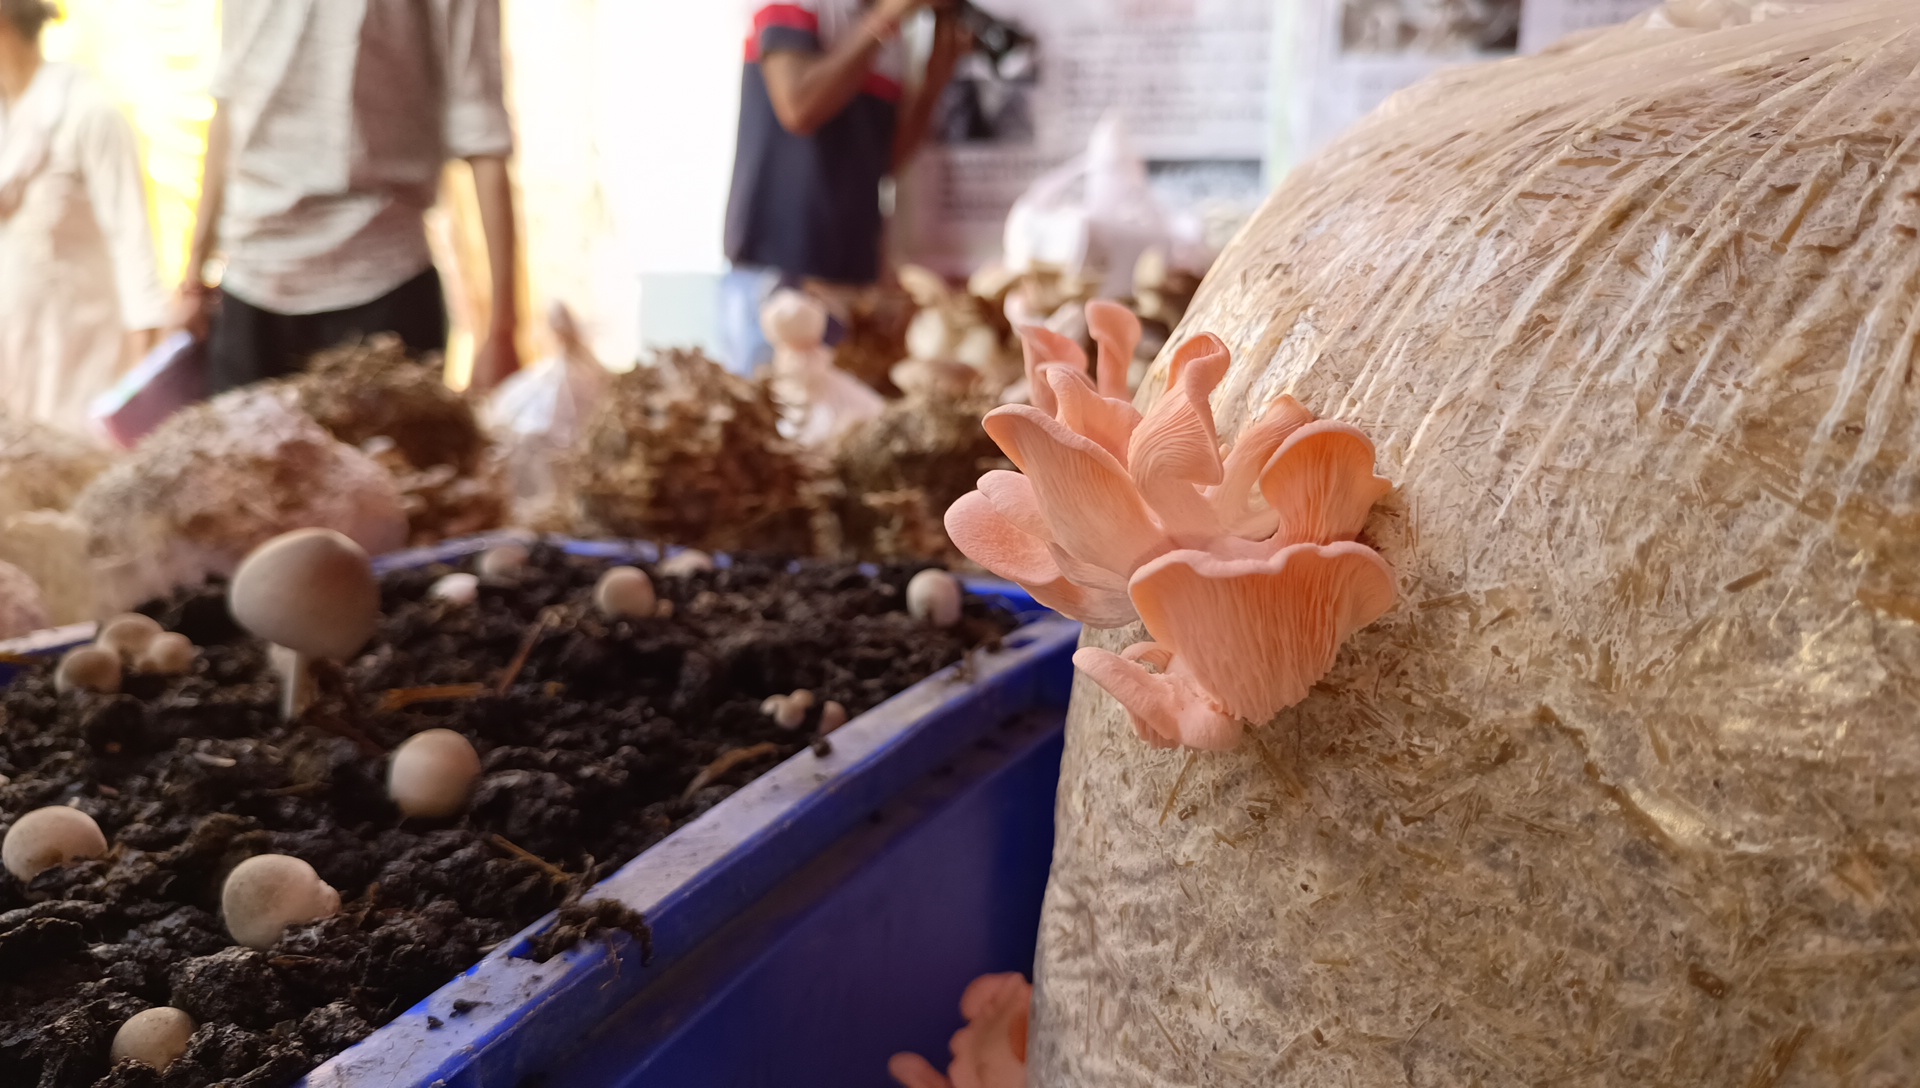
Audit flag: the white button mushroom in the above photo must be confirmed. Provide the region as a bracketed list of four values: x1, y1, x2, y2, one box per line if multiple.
[594, 566, 657, 621]
[819, 700, 849, 735]
[54, 645, 122, 695]
[657, 550, 716, 578]
[759, 689, 814, 730]
[3, 806, 109, 882]
[228, 529, 381, 720]
[110, 1007, 195, 1072]
[134, 633, 197, 677]
[477, 543, 530, 579]
[221, 854, 341, 951]
[96, 613, 163, 661]
[387, 729, 482, 819]
[906, 569, 964, 628]
[430, 572, 480, 606]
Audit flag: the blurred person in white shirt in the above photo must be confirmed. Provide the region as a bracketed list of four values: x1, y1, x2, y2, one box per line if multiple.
[0, 0, 167, 437]
[176, 0, 521, 394]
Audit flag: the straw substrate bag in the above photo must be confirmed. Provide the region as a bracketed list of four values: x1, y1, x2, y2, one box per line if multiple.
[1029, 2, 1920, 1084]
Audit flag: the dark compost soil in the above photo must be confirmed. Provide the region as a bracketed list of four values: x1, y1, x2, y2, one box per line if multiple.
[0, 545, 1015, 1087]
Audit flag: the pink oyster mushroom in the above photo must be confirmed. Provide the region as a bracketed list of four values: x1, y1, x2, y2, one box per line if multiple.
[889, 973, 1032, 1088]
[944, 305, 1397, 751]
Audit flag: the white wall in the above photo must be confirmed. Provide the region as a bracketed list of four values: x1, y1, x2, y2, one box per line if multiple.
[597, 2, 746, 354]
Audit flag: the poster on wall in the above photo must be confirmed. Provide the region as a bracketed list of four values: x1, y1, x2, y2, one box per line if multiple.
[896, 0, 1275, 277]
[1274, 0, 1661, 173]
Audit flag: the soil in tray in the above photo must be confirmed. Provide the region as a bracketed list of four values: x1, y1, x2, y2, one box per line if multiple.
[0, 546, 1016, 1087]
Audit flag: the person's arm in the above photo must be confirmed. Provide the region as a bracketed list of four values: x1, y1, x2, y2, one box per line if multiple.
[77, 97, 169, 368]
[761, 0, 929, 137]
[439, 0, 519, 392]
[893, 7, 968, 170]
[172, 102, 229, 340]
[466, 154, 519, 392]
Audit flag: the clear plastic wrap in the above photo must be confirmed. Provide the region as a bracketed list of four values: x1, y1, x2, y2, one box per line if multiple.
[1032, 2, 1920, 1084]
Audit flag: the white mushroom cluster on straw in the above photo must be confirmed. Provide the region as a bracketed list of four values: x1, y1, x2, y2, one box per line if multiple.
[3, 806, 108, 882]
[227, 529, 380, 719]
[220, 854, 340, 950]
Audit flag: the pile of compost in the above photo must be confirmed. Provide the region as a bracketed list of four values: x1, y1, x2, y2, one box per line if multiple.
[0, 545, 1014, 1087]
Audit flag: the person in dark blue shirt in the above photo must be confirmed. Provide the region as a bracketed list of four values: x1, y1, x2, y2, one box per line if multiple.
[720, 0, 965, 374]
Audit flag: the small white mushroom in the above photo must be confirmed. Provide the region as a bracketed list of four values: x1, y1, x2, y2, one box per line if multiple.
[388, 729, 482, 819]
[221, 854, 341, 951]
[96, 613, 163, 661]
[594, 566, 657, 621]
[430, 572, 480, 606]
[906, 569, 964, 628]
[228, 529, 380, 720]
[759, 694, 807, 731]
[110, 1007, 195, 1072]
[819, 700, 849, 735]
[657, 550, 716, 578]
[135, 633, 197, 677]
[55, 646, 122, 695]
[3, 806, 109, 882]
[478, 543, 531, 579]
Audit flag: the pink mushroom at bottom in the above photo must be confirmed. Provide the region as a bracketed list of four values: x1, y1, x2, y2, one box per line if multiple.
[888, 972, 1032, 1088]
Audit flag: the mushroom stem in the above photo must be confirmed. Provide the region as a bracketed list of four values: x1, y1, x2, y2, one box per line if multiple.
[271, 645, 316, 721]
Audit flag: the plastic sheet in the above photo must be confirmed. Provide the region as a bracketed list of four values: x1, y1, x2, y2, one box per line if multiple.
[1031, 3, 1920, 1084]
[485, 303, 610, 524]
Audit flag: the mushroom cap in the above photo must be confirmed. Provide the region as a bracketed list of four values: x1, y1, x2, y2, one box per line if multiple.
[220, 854, 342, 951]
[430, 572, 480, 606]
[97, 613, 163, 660]
[387, 729, 483, 819]
[594, 566, 657, 620]
[477, 544, 530, 579]
[906, 570, 964, 628]
[110, 1007, 196, 1071]
[3, 806, 108, 882]
[55, 645, 122, 695]
[819, 700, 849, 735]
[135, 632, 197, 677]
[228, 529, 380, 661]
[657, 550, 716, 578]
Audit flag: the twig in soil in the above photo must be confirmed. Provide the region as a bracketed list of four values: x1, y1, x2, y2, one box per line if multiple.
[309, 660, 387, 756]
[496, 608, 562, 696]
[681, 743, 782, 801]
[488, 833, 571, 884]
[378, 683, 491, 712]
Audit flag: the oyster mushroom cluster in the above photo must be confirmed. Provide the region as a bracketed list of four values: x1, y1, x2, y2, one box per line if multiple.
[945, 304, 1397, 751]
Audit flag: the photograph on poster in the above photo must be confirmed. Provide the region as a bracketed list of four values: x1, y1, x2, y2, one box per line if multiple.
[1340, 0, 1522, 54]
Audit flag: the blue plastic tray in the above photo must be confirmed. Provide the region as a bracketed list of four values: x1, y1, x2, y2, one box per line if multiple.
[0, 533, 1079, 1086]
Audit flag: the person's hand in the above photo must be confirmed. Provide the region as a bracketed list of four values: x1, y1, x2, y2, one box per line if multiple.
[121, 327, 161, 372]
[170, 282, 216, 342]
[927, 7, 972, 77]
[872, 0, 933, 30]
[469, 322, 521, 395]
